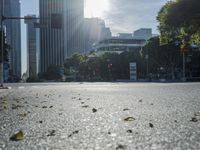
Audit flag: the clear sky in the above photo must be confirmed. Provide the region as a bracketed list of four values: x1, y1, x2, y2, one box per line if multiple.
[20, 0, 168, 74]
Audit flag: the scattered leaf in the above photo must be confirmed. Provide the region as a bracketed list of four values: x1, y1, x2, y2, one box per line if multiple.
[17, 113, 27, 117]
[174, 120, 178, 123]
[47, 130, 56, 136]
[78, 98, 82, 100]
[68, 130, 79, 138]
[116, 144, 127, 150]
[123, 108, 129, 111]
[10, 130, 24, 141]
[150, 103, 154, 106]
[149, 123, 154, 128]
[190, 117, 198, 122]
[124, 117, 135, 122]
[127, 130, 133, 133]
[92, 108, 97, 113]
[108, 132, 111, 135]
[194, 111, 200, 117]
[139, 99, 143, 102]
[42, 106, 47, 109]
[49, 106, 53, 108]
[82, 105, 89, 108]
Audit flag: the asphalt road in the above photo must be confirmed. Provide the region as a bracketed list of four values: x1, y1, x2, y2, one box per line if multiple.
[0, 82, 200, 150]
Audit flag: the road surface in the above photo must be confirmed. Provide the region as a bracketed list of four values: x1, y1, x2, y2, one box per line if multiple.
[0, 82, 200, 150]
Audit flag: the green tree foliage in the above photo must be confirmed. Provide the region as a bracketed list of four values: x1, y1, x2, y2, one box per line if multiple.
[0, 30, 9, 62]
[64, 51, 146, 81]
[157, 0, 200, 44]
[142, 37, 182, 80]
[43, 65, 62, 80]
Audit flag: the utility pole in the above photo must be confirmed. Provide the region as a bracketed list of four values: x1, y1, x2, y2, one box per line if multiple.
[182, 52, 186, 82]
[1, 0, 4, 87]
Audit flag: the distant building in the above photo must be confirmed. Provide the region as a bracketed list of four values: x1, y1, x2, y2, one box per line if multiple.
[84, 18, 111, 53]
[94, 37, 146, 54]
[0, 0, 21, 78]
[24, 15, 40, 78]
[118, 33, 133, 39]
[39, 0, 84, 73]
[133, 28, 152, 40]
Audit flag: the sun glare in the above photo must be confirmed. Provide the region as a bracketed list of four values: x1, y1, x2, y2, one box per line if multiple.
[84, 0, 109, 18]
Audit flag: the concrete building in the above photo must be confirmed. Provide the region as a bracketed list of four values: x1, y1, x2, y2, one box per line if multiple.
[94, 37, 146, 54]
[24, 15, 40, 78]
[118, 33, 133, 39]
[84, 18, 111, 53]
[0, 0, 21, 78]
[39, 0, 84, 73]
[133, 28, 152, 40]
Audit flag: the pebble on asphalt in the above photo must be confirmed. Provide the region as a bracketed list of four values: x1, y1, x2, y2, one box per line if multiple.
[10, 130, 24, 141]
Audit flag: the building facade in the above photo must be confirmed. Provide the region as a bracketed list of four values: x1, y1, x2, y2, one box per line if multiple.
[39, 0, 84, 73]
[133, 28, 152, 40]
[84, 18, 111, 53]
[24, 15, 40, 78]
[0, 0, 21, 78]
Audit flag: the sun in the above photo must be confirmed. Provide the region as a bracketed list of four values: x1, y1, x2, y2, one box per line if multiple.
[84, 0, 109, 18]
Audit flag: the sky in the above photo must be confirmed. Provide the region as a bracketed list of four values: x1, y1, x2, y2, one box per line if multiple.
[20, 0, 169, 74]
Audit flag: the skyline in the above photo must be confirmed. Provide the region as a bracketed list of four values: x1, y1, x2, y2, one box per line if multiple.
[20, 0, 168, 74]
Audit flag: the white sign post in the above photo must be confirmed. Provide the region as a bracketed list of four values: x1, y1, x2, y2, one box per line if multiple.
[130, 63, 137, 81]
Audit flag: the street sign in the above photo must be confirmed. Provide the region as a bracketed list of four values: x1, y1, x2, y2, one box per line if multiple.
[130, 63, 137, 81]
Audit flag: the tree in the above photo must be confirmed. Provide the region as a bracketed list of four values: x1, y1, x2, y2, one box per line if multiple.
[142, 37, 182, 80]
[43, 65, 62, 80]
[157, 0, 200, 45]
[0, 30, 9, 62]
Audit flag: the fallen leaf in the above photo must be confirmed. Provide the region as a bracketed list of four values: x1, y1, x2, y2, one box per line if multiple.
[127, 130, 133, 133]
[194, 111, 200, 116]
[124, 117, 135, 122]
[47, 130, 56, 136]
[123, 108, 129, 111]
[68, 130, 79, 138]
[17, 113, 27, 117]
[149, 123, 154, 128]
[82, 105, 89, 108]
[49, 106, 53, 108]
[139, 99, 143, 102]
[10, 130, 24, 141]
[190, 117, 198, 122]
[42, 106, 47, 109]
[116, 144, 127, 150]
[78, 98, 82, 100]
[92, 108, 97, 113]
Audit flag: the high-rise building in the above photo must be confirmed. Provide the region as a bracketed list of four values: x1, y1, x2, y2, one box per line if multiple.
[0, 0, 21, 78]
[24, 15, 40, 78]
[84, 18, 111, 53]
[39, 0, 84, 73]
[133, 28, 152, 40]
